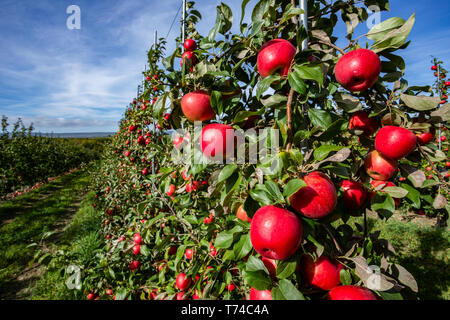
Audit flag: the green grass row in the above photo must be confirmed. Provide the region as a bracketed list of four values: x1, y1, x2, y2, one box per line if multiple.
[0, 165, 94, 298]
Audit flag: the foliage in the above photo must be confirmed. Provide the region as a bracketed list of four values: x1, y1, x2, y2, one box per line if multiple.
[0, 116, 107, 198]
[77, 0, 449, 300]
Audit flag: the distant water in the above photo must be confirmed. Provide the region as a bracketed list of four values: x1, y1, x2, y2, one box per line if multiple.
[32, 132, 115, 138]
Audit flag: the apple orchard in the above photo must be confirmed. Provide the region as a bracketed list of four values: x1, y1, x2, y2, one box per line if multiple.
[86, 0, 449, 301]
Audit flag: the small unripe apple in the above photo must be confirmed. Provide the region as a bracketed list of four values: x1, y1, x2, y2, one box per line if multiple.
[289, 172, 337, 219]
[364, 150, 398, 181]
[335, 49, 381, 92]
[200, 123, 235, 160]
[181, 91, 215, 122]
[250, 205, 303, 260]
[341, 180, 367, 210]
[327, 285, 377, 300]
[176, 273, 192, 291]
[257, 39, 296, 78]
[301, 255, 344, 290]
[249, 288, 272, 300]
[375, 126, 417, 160]
[184, 39, 197, 51]
[348, 111, 379, 136]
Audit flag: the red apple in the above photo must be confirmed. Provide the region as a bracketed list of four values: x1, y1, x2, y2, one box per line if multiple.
[176, 292, 188, 300]
[250, 205, 303, 260]
[289, 172, 337, 219]
[133, 233, 142, 245]
[261, 257, 277, 279]
[335, 49, 381, 92]
[181, 91, 215, 122]
[341, 180, 367, 210]
[364, 150, 398, 181]
[173, 136, 184, 148]
[236, 205, 251, 222]
[200, 123, 235, 160]
[431, 65, 437, 71]
[375, 126, 417, 160]
[166, 184, 176, 196]
[180, 51, 197, 71]
[133, 244, 141, 255]
[327, 285, 377, 300]
[176, 273, 192, 291]
[416, 127, 436, 145]
[257, 39, 296, 78]
[301, 255, 344, 290]
[185, 248, 193, 260]
[249, 288, 272, 300]
[348, 111, 379, 136]
[129, 260, 140, 271]
[184, 39, 197, 51]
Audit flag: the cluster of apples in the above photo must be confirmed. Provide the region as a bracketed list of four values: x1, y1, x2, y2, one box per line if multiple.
[431, 64, 449, 104]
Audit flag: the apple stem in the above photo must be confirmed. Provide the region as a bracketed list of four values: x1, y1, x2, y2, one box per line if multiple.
[323, 225, 342, 254]
[310, 39, 345, 55]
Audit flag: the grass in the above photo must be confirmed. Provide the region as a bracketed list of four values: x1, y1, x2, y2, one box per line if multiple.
[31, 191, 103, 300]
[335, 216, 450, 300]
[0, 166, 93, 299]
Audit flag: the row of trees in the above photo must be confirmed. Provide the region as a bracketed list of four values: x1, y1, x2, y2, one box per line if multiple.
[0, 116, 105, 198]
[79, 0, 449, 300]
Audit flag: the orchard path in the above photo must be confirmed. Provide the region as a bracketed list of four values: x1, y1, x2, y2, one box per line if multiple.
[0, 167, 92, 300]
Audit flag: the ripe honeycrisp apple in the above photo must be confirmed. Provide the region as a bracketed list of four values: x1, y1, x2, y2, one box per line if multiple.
[250, 205, 303, 260]
[375, 126, 417, 160]
[289, 172, 337, 219]
[200, 123, 235, 160]
[181, 91, 215, 122]
[301, 255, 344, 290]
[341, 180, 367, 209]
[335, 49, 381, 92]
[257, 39, 296, 78]
[249, 288, 272, 300]
[364, 150, 398, 181]
[183, 39, 197, 52]
[327, 285, 377, 300]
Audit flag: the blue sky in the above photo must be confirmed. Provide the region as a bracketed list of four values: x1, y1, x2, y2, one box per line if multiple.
[0, 0, 449, 133]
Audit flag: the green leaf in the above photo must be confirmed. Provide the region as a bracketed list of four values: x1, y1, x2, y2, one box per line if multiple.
[233, 233, 253, 260]
[400, 93, 440, 111]
[251, 0, 270, 24]
[283, 179, 307, 198]
[215, 232, 234, 249]
[256, 75, 280, 100]
[383, 186, 409, 198]
[367, 17, 406, 42]
[246, 256, 269, 273]
[264, 181, 284, 202]
[293, 64, 323, 87]
[399, 183, 421, 209]
[240, 0, 251, 29]
[242, 270, 272, 290]
[371, 193, 395, 219]
[370, 13, 415, 53]
[277, 279, 305, 300]
[313, 145, 344, 161]
[243, 196, 260, 219]
[218, 164, 238, 183]
[280, 6, 304, 25]
[249, 186, 273, 206]
[276, 259, 297, 279]
[308, 108, 332, 130]
[340, 269, 352, 285]
[288, 70, 307, 95]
